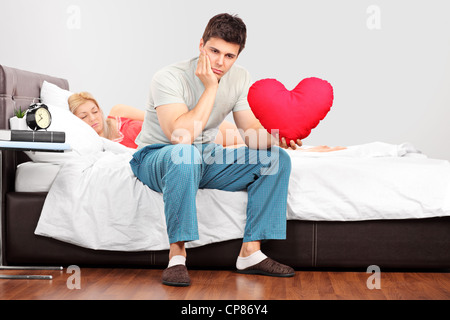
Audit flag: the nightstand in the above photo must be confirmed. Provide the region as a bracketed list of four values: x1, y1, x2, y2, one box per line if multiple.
[0, 142, 70, 279]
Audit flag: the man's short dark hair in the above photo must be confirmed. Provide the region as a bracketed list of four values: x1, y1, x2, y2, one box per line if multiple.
[202, 13, 247, 54]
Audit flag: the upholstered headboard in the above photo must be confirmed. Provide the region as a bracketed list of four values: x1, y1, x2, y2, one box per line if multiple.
[0, 65, 69, 129]
[0, 65, 69, 261]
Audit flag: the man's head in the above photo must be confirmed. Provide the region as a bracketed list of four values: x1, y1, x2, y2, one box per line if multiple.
[201, 13, 247, 54]
[200, 13, 247, 81]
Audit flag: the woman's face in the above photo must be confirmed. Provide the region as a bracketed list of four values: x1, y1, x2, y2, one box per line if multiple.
[73, 101, 104, 135]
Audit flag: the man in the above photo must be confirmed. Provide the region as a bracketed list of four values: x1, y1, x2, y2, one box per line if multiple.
[130, 13, 301, 286]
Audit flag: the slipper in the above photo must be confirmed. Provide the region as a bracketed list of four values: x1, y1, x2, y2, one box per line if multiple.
[236, 257, 295, 277]
[162, 265, 191, 287]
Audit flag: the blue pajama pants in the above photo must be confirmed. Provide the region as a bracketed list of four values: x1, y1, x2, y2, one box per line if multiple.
[130, 143, 291, 244]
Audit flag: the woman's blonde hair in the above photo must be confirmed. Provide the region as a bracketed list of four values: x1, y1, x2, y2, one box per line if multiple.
[68, 92, 111, 138]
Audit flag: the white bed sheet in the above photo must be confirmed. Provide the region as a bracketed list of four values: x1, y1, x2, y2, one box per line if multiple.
[15, 162, 61, 192]
[34, 141, 450, 252]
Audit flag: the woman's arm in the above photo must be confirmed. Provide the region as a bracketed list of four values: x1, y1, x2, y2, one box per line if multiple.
[298, 145, 347, 152]
[108, 104, 145, 120]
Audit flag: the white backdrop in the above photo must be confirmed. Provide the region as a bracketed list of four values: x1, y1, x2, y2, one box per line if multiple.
[1, 0, 449, 159]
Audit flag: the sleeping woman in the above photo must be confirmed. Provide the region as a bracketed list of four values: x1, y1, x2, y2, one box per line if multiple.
[68, 92, 143, 148]
[68, 91, 247, 149]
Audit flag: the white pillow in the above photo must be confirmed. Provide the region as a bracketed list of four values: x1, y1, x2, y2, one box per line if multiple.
[25, 104, 103, 163]
[40, 81, 73, 109]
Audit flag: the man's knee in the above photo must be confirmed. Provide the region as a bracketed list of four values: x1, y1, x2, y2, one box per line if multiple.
[278, 147, 291, 170]
[169, 144, 202, 165]
[259, 147, 291, 176]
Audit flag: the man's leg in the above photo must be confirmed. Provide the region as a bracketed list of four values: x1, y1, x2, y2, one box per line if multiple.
[130, 144, 204, 286]
[131, 144, 203, 244]
[199, 144, 294, 276]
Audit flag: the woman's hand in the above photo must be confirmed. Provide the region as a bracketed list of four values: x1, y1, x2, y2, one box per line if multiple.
[298, 145, 347, 152]
[277, 137, 346, 152]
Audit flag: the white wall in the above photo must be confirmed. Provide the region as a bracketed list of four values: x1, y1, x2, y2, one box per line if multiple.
[1, 0, 449, 159]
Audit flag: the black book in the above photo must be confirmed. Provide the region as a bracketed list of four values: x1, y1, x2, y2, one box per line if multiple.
[0, 130, 66, 143]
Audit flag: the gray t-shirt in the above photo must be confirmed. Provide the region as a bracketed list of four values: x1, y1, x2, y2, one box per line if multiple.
[135, 57, 251, 148]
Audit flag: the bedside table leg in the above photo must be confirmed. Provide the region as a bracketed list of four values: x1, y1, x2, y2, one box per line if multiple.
[0, 266, 63, 280]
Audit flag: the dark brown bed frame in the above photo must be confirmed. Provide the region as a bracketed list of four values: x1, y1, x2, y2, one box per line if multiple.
[1, 64, 449, 270]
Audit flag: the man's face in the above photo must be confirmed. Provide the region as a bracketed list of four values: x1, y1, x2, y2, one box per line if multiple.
[200, 37, 240, 81]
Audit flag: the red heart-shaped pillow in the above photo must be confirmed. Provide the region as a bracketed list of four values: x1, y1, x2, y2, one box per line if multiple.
[247, 77, 334, 143]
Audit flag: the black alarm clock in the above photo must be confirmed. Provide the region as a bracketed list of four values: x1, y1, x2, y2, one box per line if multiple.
[26, 103, 52, 130]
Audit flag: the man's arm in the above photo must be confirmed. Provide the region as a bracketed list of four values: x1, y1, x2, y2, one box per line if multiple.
[233, 110, 302, 149]
[156, 50, 218, 145]
[233, 110, 276, 149]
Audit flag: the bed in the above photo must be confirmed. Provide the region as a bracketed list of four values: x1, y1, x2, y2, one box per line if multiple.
[1, 64, 450, 270]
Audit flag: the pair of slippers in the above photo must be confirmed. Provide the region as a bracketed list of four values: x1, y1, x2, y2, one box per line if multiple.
[162, 257, 295, 287]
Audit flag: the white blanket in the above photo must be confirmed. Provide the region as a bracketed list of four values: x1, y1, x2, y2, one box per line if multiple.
[34, 141, 450, 251]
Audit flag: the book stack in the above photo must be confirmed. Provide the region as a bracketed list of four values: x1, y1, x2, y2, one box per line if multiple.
[0, 130, 70, 152]
[0, 130, 65, 143]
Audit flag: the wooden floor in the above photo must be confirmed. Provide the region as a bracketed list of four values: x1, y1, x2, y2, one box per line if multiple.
[0, 267, 449, 300]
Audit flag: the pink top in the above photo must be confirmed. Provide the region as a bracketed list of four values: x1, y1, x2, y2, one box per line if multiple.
[108, 116, 143, 149]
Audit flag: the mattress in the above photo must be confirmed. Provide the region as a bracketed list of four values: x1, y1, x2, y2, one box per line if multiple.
[15, 161, 61, 192]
